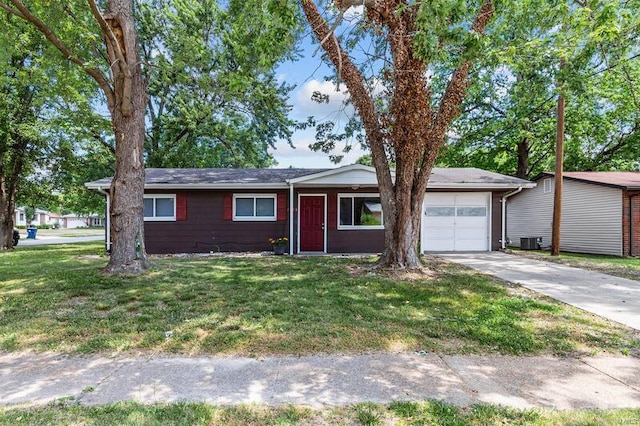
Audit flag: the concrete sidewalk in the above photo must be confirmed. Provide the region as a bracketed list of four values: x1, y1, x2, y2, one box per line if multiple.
[1, 352, 640, 409]
[440, 252, 640, 331]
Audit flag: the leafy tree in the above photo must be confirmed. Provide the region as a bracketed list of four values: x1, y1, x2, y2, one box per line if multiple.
[0, 15, 99, 249]
[439, 0, 640, 178]
[139, 0, 301, 169]
[301, 0, 494, 268]
[1, 0, 151, 273]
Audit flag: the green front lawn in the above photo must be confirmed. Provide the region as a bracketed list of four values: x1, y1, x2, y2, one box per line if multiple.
[1, 401, 639, 425]
[1, 243, 638, 356]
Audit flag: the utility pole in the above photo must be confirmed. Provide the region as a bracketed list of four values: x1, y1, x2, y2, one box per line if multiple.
[551, 57, 565, 256]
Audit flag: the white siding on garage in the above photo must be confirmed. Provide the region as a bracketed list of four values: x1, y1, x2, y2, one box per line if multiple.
[507, 177, 622, 256]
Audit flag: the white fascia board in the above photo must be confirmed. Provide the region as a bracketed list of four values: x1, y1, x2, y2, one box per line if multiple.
[293, 183, 380, 188]
[287, 164, 377, 184]
[426, 182, 537, 189]
[85, 183, 108, 190]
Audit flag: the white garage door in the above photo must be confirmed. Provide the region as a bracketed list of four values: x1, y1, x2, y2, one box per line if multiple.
[422, 193, 490, 252]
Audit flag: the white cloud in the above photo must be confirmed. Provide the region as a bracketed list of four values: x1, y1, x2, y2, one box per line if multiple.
[343, 5, 364, 21]
[270, 131, 368, 169]
[294, 79, 352, 118]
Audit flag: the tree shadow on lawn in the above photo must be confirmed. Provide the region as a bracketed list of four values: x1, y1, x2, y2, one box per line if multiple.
[1, 251, 638, 356]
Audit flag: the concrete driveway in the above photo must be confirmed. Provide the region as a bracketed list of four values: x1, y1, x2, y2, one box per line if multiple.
[440, 252, 640, 331]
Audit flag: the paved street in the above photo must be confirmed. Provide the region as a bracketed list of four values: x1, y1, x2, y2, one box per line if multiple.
[16, 235, 104, 247]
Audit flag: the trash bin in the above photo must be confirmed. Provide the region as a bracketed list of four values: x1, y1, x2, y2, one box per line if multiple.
[26, 227, 38, 239]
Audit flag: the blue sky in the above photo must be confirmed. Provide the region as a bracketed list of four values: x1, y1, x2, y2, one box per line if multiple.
[268, 12, 369, 169]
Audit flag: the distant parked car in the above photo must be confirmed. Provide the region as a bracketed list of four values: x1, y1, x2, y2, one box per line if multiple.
[13, 229, 20, 246]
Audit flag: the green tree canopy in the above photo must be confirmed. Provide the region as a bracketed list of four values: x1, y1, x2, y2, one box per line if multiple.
[139, 0, 302, 168]
[0, 13, 105, 248]
[439, 0, 640, 178]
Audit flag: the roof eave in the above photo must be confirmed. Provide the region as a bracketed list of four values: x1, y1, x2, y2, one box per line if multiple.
[536, 172, 639, 190]
[287, 163, 379, 184]
[427, 182, 536, 189]
[86, 182, 290, 190]
[145, 183, 290, 190]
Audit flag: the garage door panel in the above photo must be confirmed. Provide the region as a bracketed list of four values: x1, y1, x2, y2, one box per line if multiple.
[426, 194, 456, 206]
[426, 217, 455, 226]
[425, 238, 454, 251]
[426, 227, 455, 239]
[456, 217, 487, 228]
[422, 192, 489, 252]
[455, 227, 486, 239]
[455, 193, 486, 204]
[455, 239, 487, 251]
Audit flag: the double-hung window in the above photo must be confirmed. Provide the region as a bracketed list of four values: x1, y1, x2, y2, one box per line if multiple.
[144, 195, 176, 221]
[233, 194, 276, 221]
[338, 193, 384, 229]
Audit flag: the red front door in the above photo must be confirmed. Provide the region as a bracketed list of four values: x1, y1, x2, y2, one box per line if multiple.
[300, 196, 325, 252]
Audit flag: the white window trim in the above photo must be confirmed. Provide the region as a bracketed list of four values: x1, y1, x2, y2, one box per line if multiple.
[543, 178, 553, 193]
[233, 193, 277, 221]
[337, 192, 385, 230]
[144, 194, 176, 221]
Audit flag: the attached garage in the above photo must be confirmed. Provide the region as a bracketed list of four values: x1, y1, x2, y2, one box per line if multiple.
[422, 192, 490, 252]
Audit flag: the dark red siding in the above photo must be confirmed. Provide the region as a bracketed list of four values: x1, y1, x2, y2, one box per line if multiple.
[222, 194, 232, 221]
[277, 194, 287, 221]
[622, 191, 640, 256]
[144, 190, 289, 254]
[176, 193, 187, 221]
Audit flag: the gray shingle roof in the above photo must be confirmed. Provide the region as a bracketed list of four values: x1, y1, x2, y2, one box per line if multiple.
[86, 166, 532, 188]
[429, 168, 532, 185]
[539, 171, 640, 190]
[145, 168, 330, 185]
[86, 168, 331, 188]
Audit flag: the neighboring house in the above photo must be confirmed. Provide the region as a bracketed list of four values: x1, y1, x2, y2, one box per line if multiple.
[507, 171, 640, 257]
[13, 207, 59, 227]
[89, 214, 105, 227]
[31, 209, 59, 227]
[62, 213, 105, 229]
[86, 165, 534, 255]
[14, 207, 26, 227]
[62, 214, 90, 229]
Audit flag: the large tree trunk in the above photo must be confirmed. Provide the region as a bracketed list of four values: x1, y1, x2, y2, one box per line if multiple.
[516, 137, 529, 179]
[0, 137, 22, 250]
[1, 0, 148, 271]
[0, 182, 15, 250]
[102, 0, 148, 274]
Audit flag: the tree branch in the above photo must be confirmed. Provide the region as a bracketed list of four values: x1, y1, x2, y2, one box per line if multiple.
[301, 0, 393, 192]
[86, 0, 133, 116]
[3, 0, 116, 113]
[0, 1, 24, 19]
[436, 0, 494, 131]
